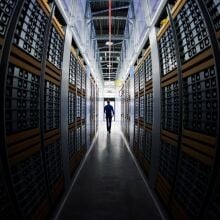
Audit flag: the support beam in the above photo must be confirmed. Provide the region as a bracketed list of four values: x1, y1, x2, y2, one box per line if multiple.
[101, 68, 118, 70]
[97, 51, 121, 54]
[92, 16, 127, 20]
[92, 6, 129, 16]
[100, 61, 119, 63]
[92, 35, 128, 40]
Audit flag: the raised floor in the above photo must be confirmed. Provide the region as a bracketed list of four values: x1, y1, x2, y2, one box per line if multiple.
[55, 122, 164, 220]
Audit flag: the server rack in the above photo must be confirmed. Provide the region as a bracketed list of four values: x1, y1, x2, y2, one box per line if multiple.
[68, 46, 87, 178]
[1, 1, 62, 218]
[130, 46, 153, 178]
[0, 1, 98, 219]
[121, 75, 131, 142]
[122, 0, 220, 219]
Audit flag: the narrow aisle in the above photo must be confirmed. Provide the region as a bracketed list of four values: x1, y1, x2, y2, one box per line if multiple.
[57, 123, 162, 220]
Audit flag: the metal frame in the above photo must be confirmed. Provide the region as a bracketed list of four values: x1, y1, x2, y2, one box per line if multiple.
[39, 2, 56, 207]
[0, 1, 26, 218]
[60, 25, 72, 188]
[92, 6, 129, 16]
[194, 1, 220, 219]
[164, 4, 183, 203]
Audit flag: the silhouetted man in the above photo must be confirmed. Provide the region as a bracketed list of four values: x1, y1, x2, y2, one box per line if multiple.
[104, 100, 114, 133]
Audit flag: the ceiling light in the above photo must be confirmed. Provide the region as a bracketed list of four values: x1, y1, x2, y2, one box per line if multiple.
[105, 41, 113, 46]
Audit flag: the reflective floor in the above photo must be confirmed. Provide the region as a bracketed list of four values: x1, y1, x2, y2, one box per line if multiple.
[57, 122, 162, 220]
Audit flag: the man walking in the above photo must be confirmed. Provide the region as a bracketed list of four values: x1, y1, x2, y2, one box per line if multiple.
[104, 100, 114, 133]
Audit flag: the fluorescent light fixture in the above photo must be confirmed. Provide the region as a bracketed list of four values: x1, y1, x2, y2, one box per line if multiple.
[105, 41, 113, 46]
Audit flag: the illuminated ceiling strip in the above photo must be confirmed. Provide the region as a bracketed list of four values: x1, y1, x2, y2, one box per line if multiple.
[109, 0, 112, 81]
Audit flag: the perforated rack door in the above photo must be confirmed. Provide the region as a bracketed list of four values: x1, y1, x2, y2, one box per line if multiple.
[76, 63, 82, 90]
[76, 126, 81, 152]
[158, 26, 177, 76]
[68, 91, 76, 125]
[174, 0, 210, 63]
[156, 139, 178, 206]
[204, 0, 220, 32]
[5, 64, 40, 134]
[139, 95, 144, 121]
[134, 96, 139, 120]
[81, 96, 86, 120]
[82, 69, 86, 91]
[47, 26, 64, 69]
[145, 92, 153, 125]
[204, 167, 220, 220]
[125, 119, 130, 141]
[158, 140, 178, 187]
[134, 124, 139, 146]
[10, 151, 48, 219]
[13, 0, 48, 61]
[69, 53, 76, 85]
[0, 0, 17, 37]
[139, 127, 145, 154]
[68, 129, 76, 160]
[76, 95, 81, 120]
[173, 152, 212, 219]
[81, 124, 86, 147]
[161, 81, 179, 133]
[45, 139, 63, 189]
[144, 130, 152, 164]
[182, 66, 218, 135]
[139, 63, 145, 91]
[0, 165, 17, 219]
[145, 53, 152, 82]
[134, 72, 139, 94]
[44, 81, 60, 131]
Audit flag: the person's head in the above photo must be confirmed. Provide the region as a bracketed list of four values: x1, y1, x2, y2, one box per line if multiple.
[107, 100, 110, 104]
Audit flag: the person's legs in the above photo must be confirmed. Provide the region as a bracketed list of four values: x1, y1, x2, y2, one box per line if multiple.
[106, 117, 109, 131]
[109, 117, 112, 132]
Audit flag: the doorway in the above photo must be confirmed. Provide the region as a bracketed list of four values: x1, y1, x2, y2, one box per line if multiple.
[103, 98, 115, 121]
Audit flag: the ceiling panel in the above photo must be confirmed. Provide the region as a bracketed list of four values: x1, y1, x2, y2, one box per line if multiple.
[89, 0, 131, 81]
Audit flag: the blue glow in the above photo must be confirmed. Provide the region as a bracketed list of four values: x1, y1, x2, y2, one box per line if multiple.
[60, 0, 72, 16]
[148, 0, 161, 17]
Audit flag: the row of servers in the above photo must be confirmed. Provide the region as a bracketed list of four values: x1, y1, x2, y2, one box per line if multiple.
[134, 46, 153, 178]
[121, 75, 131, 142]
[90, 74, 99, 142]
[68, 46, 87, 178]
[121, 0, 220, 219]
[0, 1, 99, 219]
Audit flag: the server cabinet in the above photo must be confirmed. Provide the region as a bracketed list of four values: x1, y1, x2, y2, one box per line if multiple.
[131, 46, 153, 178]
[2, 1, 53, 218]
[68, 45, 87, 178]
[0, 159, 17, 219]
[121, 75, 131, 141]
[123, 0, 220, 219]
[0, 1, 94, 218]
